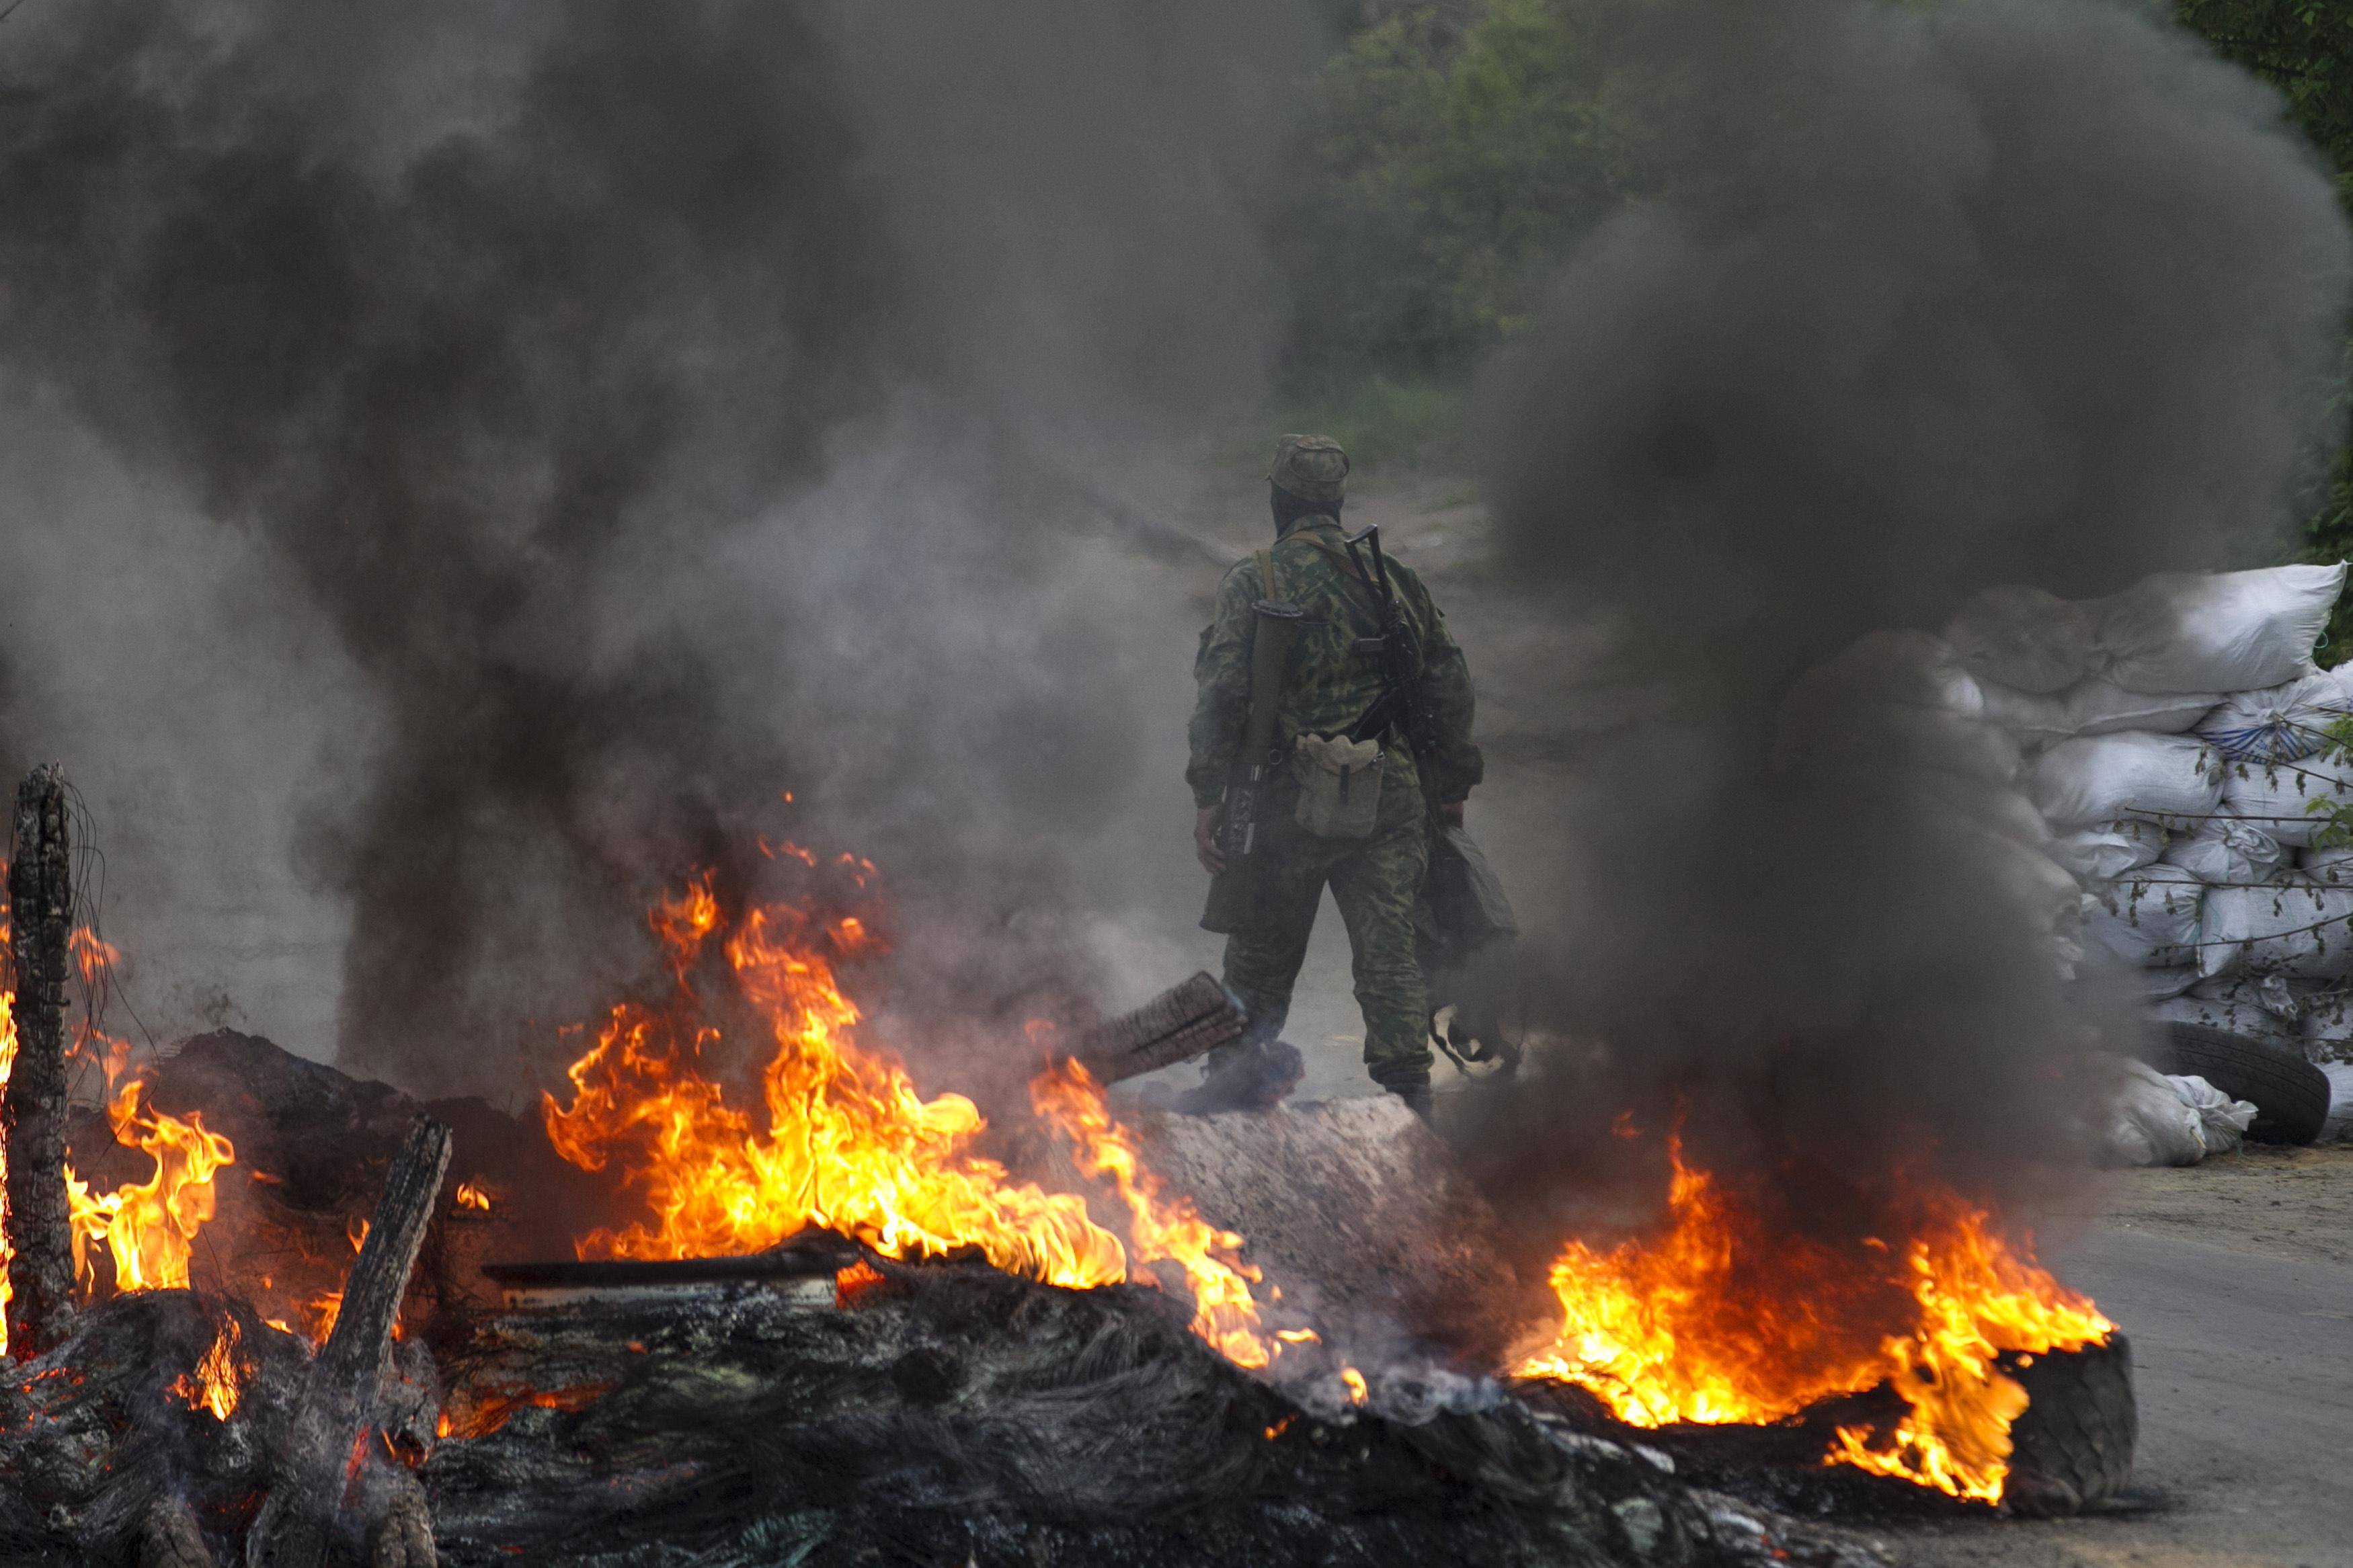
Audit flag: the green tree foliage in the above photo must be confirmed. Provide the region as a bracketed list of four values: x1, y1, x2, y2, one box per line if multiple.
[1287, 0, 2353, 519]
[1289, 0, 1620, 374]
[2171, 4, 2353, 591]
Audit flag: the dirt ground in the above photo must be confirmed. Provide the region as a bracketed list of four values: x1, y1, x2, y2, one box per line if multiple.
[2081, 1143, 2353, 1272]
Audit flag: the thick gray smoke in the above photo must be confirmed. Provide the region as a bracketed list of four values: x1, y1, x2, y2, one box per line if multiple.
[1468, 0, 2351, 1229]
[0, 1, 1324, 1096]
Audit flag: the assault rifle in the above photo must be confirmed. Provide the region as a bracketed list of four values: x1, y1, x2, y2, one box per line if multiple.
[1341, 525, 1437, 760]
[1200, 594, 1306, 934]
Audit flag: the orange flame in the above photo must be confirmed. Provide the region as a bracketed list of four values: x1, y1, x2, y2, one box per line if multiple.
[304, 1217, 372, 1347]
[67, 1078, 237, 1294]
[1029, 1060, 1274, 1367]
[454, 1179, 493, 1212]
[172, 1315, 243, 1420]
[541, 872, 1279, 1364]
[0, 915, 235, 1354]
[1514, 1135, 2111, 1503]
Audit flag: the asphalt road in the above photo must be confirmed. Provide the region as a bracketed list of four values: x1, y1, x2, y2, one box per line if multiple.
[1890, 1223, 2353, 1568]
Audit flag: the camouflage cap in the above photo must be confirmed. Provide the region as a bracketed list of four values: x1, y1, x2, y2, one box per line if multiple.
[1268, 434, 1349, 506]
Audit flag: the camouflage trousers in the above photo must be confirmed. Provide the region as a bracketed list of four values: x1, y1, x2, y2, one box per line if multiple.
[1215, 777, 1432, 1093]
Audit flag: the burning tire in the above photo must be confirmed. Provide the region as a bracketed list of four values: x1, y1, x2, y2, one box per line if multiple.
[2149, 1023, 2329, 1145]
[2000, 1335, 2136, 1517]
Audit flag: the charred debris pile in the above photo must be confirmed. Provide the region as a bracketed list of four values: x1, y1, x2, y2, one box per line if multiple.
[0, 765, 2113, 1568]
[0, 1024, 1886, 1568]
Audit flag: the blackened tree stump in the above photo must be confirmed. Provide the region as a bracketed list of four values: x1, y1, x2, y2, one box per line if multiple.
[6, 764, 77, 1360]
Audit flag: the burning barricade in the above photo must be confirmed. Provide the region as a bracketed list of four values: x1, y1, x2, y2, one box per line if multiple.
[0, 759, 2138, 1568]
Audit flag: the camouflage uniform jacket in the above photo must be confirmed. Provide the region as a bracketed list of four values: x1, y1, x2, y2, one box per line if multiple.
[1187, 515, 1482, 811]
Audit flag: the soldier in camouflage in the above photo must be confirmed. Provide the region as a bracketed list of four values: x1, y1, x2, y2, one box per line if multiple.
[1185, 435, 1482, 1116]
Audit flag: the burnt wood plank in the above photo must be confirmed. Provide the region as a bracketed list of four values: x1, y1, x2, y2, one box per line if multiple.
[1069, 972, 1245, 1085]
[247, 1115, 452, 1568]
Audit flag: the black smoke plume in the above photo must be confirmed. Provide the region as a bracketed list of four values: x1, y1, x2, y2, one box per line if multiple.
[0, 1, 1325, 1094]
[1468, 0, 2350, 1233]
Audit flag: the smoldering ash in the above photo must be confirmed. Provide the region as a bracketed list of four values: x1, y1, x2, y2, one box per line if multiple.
[1470, 0, 2352, 1213]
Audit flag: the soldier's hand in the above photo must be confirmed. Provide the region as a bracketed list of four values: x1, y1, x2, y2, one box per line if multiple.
[1440, 798, 1466, 827]
[1195, 807, 1226, 874]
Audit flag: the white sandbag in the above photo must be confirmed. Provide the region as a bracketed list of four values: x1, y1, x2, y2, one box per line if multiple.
[2100, 1058, 2208, 1166]
[2299, 841, 2353, 880]
[2169, 1073, 2259, 1156]
[2050, 823, 2165, 880]
[2161, 819, 2288, 886]
[2096, 563, 2346, 694]
[1977, 679, 2220, 748]
[2194, 671, 2353, 764]
[2297, 985, 2353, 1055]
[2198, 872, 2353, 981]
[2320, 1061, 2353, 1143]
[2137, 965, 2201, 1002]
[1805, 630, 1987, 714]
[2026, 731, 2223, 832]
[1778, 633, 2016, 783]
[2084, 864, 2203, 968]
[2154, 975, 2303, 1042]
[1944, 585, 2099, 694]
[2215, 749, 2353, 848]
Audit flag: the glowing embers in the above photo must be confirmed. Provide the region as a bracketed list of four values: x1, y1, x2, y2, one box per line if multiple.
[541, 871, 1276, 1366]
[1513, 1134, 2111, 1503]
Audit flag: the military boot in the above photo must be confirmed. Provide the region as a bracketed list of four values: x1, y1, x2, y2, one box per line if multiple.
[1171, 1038, 1303, 1114]
[1388, 1083, 1435, 1121]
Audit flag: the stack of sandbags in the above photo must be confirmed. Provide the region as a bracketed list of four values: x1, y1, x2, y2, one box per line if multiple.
[1946, 564, 2353, 1042]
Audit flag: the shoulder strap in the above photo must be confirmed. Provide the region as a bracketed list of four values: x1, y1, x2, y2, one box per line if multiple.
[1256, 547, 1276, 600]
[1289, 532, 1367, 585]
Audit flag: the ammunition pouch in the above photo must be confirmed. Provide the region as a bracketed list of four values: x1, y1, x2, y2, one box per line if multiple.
[1289, 733, 1384, 839]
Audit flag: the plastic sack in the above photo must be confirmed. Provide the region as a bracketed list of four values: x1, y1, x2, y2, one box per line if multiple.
[1797, 630, 1987, 714]
[2154, 975, 2302, 1042]
[2096, 563, 2346, 694]
[2321, 1061, 2353, 1143]
[2161, 819, 2288, 886]
[1777, 632, 2017, 784]
[2302, 841, 2353, 880]
[2195, 671, 2353, 764]
[1944, 585, 2098, 694]
[2170, 1071, 2260, 1156]
[2026, 731, 2223, 832]
[2215, 749, 2353, 848]
[2084, 864, 2202, 968]
[2050, 823, 2166, 880]
[2137, 965, 2200, 1002]
[1977, 679, 2220, 748]
[2298, 984, 2353, 1055]
[2198, 872, 2353, 981]
[2100, 1058, 2208, 1166]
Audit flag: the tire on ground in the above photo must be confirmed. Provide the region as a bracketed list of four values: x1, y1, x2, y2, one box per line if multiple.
[2003, 1335, 2137, 1518]
[2146, 1022, 2330, 1145]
